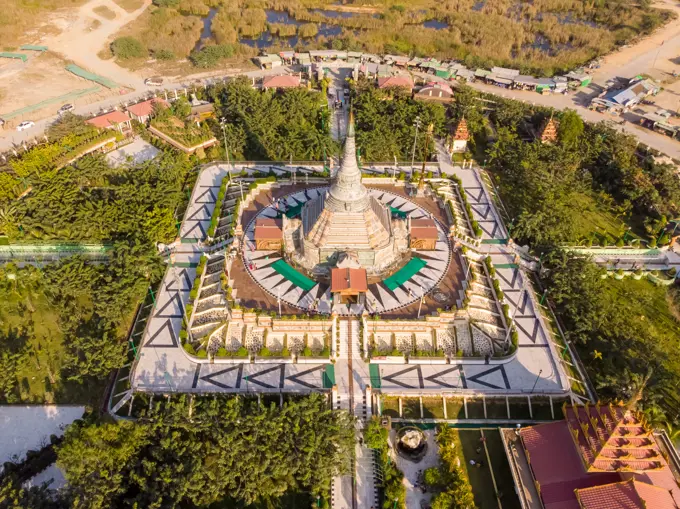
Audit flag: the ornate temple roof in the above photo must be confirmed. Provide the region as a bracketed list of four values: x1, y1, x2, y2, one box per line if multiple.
[303, 112, 392, 252]
[453, 118, 469, 141]
[540, 115, 559, 143]
[563, 402, 667, 473]
[575, 479, 679, 509]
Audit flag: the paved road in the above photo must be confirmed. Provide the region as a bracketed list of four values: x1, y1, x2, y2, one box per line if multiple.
[465, 80, 680, 159]
[0, 66, 289, 152]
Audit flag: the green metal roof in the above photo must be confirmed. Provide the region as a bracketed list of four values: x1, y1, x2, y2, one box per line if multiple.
[0, 52, 27, 62]
[20, 45, 48, 51]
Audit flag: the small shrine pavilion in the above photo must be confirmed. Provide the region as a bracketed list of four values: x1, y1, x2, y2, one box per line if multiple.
[409, 218, 438, 250]
[540, 115, 559, 143]
[254, 218, 283, 250]
[450, 118, 469, 153]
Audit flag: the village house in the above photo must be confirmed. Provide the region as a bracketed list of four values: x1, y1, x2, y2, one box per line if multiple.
[86, 110, 132, 134]
[126, 98, 169, 125]
[414, 82, 454, 102]
[262, 74, 302, 90]
[377, 75, 414, 93]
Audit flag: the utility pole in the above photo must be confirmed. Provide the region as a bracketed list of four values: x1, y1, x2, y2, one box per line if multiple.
[410, 116, 421, 178]
[419, 123, 434, 193]
[220, 117, 231, 182]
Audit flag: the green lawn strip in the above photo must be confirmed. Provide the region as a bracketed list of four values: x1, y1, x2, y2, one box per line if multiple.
[402, 397, 421, 419]
[531, 397, 555, 420]
[466, 399, 485, 419]
[484, 430, 522, 509]
[569, 193, 629, 242]
[456, 429, 499, 509]
[422, 397, 445, 419]
[445, 397, 466, 419]
[485, 398, 509, 419]
[508, 399, 532, 420]
[382, 395, 400, 417]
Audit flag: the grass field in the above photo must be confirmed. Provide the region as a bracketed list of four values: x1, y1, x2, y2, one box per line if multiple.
[484, 430, 522, 509]
[455, 429, 500, 508]
[382, 396, 399, 418]
[569, 193, 630, 244]
[422, 397, 445, 419]
[1, 290, 104, 405]
[93, 5, 117, 20]
[0, 0, 88, 47]
[113, 0, 144, 13]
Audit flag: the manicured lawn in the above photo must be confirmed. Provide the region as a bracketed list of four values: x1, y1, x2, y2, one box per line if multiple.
[422, 397, 445, 419]
[509, 398, 532, 420]
[455, 429, 499, 509]
[486, 398, 509, 419]
[484, 430, 522, 509]
[445, 397, 466, 419]
[382, 396, 400, 418]
[466, 399, 485, 419]
[402, 397, 421, 419]
[569, 193, 629, 243]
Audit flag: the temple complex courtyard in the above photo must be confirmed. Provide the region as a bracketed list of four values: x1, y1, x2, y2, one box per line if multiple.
[115, 119, 581, 509]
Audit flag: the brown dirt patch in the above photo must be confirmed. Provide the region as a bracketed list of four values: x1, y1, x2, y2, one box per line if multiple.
[113, 0, 144, 13]
[93, 5, 117, 20]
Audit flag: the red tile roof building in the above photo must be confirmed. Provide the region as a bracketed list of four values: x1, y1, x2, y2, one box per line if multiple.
[331, 267, 368, 294]
[86, 110, 132, 133]
[254, 218, 283, 250]
[262, 74, 301, 89]
[519, 403, 680, 509]
[377, 75, 414, 92]
[127, 98, 169, 124]
[576, 479, 679, 509]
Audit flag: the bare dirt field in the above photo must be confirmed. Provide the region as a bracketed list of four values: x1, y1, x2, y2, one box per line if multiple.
[0, 52, 117, 123]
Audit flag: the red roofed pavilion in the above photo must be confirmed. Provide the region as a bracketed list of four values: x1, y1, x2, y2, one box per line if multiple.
[86, 110, 132, 133]
[262, 74, 301, 90]
[127, 97, 169, 124]
[377, 75, 414, 93]
[576, 479, 679, 509]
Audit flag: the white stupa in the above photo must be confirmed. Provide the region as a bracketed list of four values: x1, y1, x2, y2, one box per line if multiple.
[295, 112, 401, 273]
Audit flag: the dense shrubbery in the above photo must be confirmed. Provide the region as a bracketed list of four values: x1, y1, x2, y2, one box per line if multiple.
[54, 394, 352, 508]
[206, 76, 335, 160]
[111, 36, 147, 59]
[353, 80, 446, 162]
[540, 250, 680, 427]
[190, 43, 235, 68]
[364, 418, 406, 509]
[423, 427, 476, 508]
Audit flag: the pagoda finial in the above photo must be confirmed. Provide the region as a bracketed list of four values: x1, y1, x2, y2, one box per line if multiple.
[348, 109, 355, 138]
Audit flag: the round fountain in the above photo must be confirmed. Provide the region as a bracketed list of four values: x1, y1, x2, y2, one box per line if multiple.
[396, 426, 428, 463]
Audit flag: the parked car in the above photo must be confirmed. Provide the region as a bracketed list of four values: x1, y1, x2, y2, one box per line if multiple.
[16, 121, 35, 132]
[58, 103, 74, 115]
[145, 77, 163, 86]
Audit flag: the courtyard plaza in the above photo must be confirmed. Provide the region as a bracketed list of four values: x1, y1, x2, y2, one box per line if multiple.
[125, 152, 571, 509]
[129, 162, 569, 397]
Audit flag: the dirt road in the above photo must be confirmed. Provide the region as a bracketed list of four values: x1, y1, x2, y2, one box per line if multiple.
[41, 0, 152, 90]
[592, 0, 680, 82]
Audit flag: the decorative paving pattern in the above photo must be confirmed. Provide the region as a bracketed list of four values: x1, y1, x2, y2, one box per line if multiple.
[193, 363, 329, 391]
[243, 188, 452, 315]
